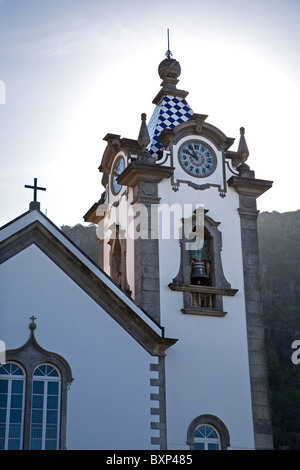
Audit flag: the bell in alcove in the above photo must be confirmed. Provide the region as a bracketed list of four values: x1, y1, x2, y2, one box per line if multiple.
[191, 260, 210, 286]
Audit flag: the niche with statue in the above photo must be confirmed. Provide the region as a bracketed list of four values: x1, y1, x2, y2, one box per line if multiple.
[169, 213, 238, 316]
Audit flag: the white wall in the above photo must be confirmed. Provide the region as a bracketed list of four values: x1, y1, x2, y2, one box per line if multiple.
[0, 245, 153, 450]
[157, 151, 256, 450]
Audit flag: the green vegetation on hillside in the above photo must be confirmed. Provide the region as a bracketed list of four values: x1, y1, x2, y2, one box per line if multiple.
[258, 210, 300, 449]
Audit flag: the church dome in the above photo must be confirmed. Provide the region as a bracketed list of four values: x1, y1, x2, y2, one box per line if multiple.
[158, 57, 181, 80]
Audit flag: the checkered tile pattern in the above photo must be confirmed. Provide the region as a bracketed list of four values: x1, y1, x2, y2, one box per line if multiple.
[147, 95, 193, 159]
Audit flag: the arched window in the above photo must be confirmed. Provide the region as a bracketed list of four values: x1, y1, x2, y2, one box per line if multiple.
[193, 424, 220, 450]
[0, 362, 25, 450]
[187, 414, 230, 450]
[3, 319, 73, 450]
[30, 364, 61, 450]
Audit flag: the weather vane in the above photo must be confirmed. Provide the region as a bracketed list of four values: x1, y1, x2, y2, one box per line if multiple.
[165, 28, 173, 59]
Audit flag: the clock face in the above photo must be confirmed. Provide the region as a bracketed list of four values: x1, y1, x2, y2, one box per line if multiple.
[111, 156, 125, 195]
[178, 140, 217, 178]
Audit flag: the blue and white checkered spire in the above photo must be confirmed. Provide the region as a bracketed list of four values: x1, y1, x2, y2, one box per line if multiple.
[147, 95, 193, 159]
[147, 56, 193, 159]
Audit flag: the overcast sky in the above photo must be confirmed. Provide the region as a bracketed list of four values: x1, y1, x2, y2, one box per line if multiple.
[0, 0, 299, 227]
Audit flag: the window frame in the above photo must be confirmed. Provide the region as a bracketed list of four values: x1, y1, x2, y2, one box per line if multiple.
[0, 362, 26, 450]
[187, 414, 230, 450]
[30, 364, 61, 451]
[193, 424, 221, 450]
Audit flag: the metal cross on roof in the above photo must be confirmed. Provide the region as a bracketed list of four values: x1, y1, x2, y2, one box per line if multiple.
[25, 178, 46, 202]
[29, 315, 37, 331]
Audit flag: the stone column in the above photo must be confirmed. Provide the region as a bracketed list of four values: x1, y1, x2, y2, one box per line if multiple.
[118, 154, 174, 324]
[117, 151, 174, 451]
[228, 165, 273, 449]
[132, 179, 161, 324]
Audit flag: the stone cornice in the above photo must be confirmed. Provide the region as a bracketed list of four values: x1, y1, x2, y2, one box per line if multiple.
[152, 86, 189, 105]
[181, 308, 227, 317]
[168, 283, 238, 296]
[83, 201, 102, 224]
[117, 161, 174, 188]
[0, 219, 177, 356]
[228, 175, 273, 197]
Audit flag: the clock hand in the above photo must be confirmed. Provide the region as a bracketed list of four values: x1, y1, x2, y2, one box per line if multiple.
[191, 151, 200, 161]
[190, 144, 201, 160]
[184, 143, 199, 160]
[185, 149, 199, 160]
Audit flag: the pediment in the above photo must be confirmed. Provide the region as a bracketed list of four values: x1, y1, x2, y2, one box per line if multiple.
[159, 113, 235, 152]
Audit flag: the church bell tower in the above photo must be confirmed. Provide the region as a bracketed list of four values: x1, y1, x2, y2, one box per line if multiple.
[84, 50, 273, 450]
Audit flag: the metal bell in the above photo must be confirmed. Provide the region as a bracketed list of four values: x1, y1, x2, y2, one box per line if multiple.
[191, 260, 210, 285]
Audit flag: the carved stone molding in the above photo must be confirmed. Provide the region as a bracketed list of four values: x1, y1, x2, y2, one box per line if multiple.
[187, 414, 230, 450]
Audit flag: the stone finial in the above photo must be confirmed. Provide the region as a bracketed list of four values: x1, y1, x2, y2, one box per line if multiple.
[158, 57, 181, 81]
[137, 113, 155, 164]
[138, 113, 150, 149]
[238, 127, 249, 163]
[153, 52, 188, 105]
[237, 127, 254, 177]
